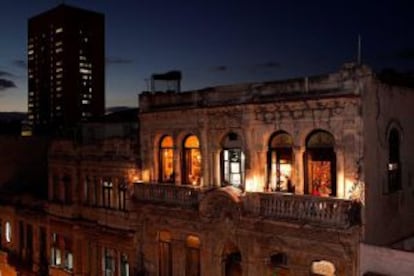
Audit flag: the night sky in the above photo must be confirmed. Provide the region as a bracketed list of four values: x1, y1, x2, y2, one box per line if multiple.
[1, 0, 413, 112]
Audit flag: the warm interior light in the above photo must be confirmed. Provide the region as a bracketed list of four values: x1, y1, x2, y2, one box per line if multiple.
[346, 177, 365, 204]
[245, 175, 263, 192]
[141, 169, 150, 182]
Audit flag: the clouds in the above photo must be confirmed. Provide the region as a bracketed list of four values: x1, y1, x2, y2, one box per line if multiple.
[0, 79, 17, 91]
[12, 59, 27, 69]
[210, 65, 228, 72]
[106, 57, 134, 65]
[207, 60, 282, 75]
[209, 61, 281, 74]
[0, 58, 26, 93]
[0, 69, 17, 92]
[255, 61, 281, 69]
[0, 70, 14, 77]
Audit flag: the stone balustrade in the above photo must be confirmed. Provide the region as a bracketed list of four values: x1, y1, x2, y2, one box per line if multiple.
[133, 183, 361, 228]
[133, 182, 200, 208]
[247, 192, 361, 228]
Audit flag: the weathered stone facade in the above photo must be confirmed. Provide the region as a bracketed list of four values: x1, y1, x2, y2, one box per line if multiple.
[1, 64, 414, 275]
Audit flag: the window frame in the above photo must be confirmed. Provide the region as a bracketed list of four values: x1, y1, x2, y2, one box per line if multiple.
[159, 136, 175, 184]
[159, 231, 172, 276]
[386, 128, 402, 194]
[304, 130, 337, 197]
[102, 177, 113, 208]
[185, 235, 200, 276]
[267, 131, 294, 192]
[182, 135, 202, 185]
[118, 178, 128, 211]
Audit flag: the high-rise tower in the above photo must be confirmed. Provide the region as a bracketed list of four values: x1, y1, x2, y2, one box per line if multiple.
[27, 4, 105, 135]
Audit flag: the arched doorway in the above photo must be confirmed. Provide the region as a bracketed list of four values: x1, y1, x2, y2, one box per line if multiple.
[267, 131, 294, 192]
[222, 242, 242, 276]
[304, 130, 336, 197]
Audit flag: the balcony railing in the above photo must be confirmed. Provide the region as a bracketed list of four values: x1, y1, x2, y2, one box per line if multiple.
[133, 183, 361, 228]
[246, 192, 361, 228]
[133, 182, 200, 208]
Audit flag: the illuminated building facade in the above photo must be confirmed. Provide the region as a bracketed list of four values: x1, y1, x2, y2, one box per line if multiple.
[27, 4, 105, 135]
[137, 63, 414, 275]
[1, 64, 414, 275]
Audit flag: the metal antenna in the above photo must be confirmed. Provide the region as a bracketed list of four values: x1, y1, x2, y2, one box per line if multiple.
[357, 34, 362, 65]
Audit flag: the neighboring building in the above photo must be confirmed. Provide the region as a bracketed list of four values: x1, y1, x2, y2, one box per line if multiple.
[1, 64, 414, 275]
[0, 136, 49, 199]
[27, 4, 105, 135]
[0, 112, 26, 136]
[0, 110, 140, 275]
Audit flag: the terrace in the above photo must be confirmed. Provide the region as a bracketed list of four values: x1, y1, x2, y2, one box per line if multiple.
[133, 182, 361, 229]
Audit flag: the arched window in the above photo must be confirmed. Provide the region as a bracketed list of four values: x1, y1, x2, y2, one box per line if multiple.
[267, 131, 294, 192]
[387, 128, 401, 193]
[118, 177, 127, 211]
[159, 136, 174, 183]
[186, 235, 200, 276]
[304, 130, 336, 197]
[159, 231, 172, 276]
[221, 132, 245, 189]
[224, 251, 242, 276]
[268, 253, 288, 275]
[183, 135, 202, 185]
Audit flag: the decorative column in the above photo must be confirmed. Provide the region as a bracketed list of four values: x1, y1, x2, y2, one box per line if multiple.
[335, 145, 346, 198]
[211, 149, 221, 188]
[173, 146, 181, 185]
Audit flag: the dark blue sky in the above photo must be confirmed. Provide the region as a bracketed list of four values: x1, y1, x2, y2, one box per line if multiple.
[1, 0, 413, 111]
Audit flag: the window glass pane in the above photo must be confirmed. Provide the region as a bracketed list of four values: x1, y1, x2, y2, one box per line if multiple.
[230, 174, 241, 186]
[230, 162, 240, 173]
[121, 254, 129, 276]
[306, 131, 334, 148]
[159, 242, 172, 276]
[161, 149, 174, 182]
[270, 132, 293, 148]
[387, 128, 401, 192]
[184, 135, 199, 148]
[161, 136, 173, 147]
[5, 221, 12, 242]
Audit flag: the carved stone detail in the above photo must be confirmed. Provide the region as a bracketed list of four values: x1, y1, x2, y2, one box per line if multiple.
[199, 187, 242, 222]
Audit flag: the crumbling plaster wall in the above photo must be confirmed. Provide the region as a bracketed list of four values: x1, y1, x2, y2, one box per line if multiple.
[140, 95, 363, 199]
[362, 80, 414, 245]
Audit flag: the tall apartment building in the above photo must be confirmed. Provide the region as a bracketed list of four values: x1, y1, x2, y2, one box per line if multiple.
[27, 4, 105, 135]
